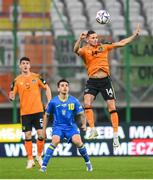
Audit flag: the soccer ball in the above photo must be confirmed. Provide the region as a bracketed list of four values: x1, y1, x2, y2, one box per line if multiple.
[96, 10, 111, 24]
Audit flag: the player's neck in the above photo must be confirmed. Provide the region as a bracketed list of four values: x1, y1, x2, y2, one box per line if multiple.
[58, 94, 68, 102]
[22, 71, 31, 76]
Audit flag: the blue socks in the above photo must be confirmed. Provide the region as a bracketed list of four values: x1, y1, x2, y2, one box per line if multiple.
[42, 144, 90, 169]
[42, 143, 56, 167]
[78, 145, 90, 162]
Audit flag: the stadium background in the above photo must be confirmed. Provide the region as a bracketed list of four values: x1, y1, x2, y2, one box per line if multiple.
[0, 0, 153, 157]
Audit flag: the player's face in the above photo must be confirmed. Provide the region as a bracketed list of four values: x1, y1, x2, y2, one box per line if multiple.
[19, 60, 31, 74]
[58, 82, 69, 95]
[87, 33, 98, 46]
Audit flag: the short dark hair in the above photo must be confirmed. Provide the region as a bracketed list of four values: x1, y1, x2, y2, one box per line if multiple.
[87, 30, 96, 37]
[57, 79, 69, 87]
[20, 57, 30, 64]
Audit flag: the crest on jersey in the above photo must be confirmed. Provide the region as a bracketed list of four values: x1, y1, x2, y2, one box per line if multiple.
[32, 79, 36, 83]
[98, 46, 104, 52]
[62, 110, 66, 116]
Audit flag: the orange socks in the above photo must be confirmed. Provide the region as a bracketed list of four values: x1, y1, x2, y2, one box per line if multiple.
[25, 138, 44, 159]
[36, 138, 44, 156]
[85, 107, 95, 128]
[25, 140, 33, 160]
[110, 110, 119, 133]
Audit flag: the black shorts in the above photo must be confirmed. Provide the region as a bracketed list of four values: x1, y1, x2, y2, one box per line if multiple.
[84, 76, 116, 100]
[21, 112, 44, 132]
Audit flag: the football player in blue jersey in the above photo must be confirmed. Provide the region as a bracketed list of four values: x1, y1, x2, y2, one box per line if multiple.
[40, 79, 93, 172]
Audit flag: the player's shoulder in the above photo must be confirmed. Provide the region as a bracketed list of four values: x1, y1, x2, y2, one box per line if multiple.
[51, 95, 59, 102]
[31, 72, 40, 78]
[14, 74, 23, 82]
[68, 95, 79, 102]
[80, 44, 89, 51]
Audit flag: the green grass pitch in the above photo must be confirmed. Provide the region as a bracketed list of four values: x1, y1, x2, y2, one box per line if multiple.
[0, 157, 153, 179]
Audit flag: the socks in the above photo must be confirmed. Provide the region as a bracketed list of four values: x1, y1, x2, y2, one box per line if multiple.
[85, 107, 95, 128]
[78, 145, 90, 163]
[36, 138, 44, 156]
[42, 143, 56, 167]
[25, 139, 33, 160]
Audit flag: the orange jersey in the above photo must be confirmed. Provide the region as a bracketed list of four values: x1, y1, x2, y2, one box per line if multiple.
[11, 73, 47, 115]
[79, 43, 116, 76]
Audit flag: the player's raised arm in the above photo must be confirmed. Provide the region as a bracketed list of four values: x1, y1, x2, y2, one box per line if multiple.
[73, 31, 87, 54]
[114, 24, 140, 47]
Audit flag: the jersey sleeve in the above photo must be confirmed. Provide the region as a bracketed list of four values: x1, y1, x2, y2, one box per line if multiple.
[74, 98, 84, 115]
[46, 100, 53, 115]
[106, 43, 116, 51]
[78, 47, 86, 57]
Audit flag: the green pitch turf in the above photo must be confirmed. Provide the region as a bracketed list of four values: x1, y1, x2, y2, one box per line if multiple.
[0, 157, 153, 179]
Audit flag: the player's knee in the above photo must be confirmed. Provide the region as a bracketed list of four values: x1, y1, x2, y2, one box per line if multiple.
[38, 136, 44, 141]
[84, 102, 92, 108]
[73, 137, 83, 147]
[109, 109, 118, 114]
[75, 141, 83, 148]
[52, 136, 60, 146]
[84, 104, 92, 110]
[25, 132, 32, 140]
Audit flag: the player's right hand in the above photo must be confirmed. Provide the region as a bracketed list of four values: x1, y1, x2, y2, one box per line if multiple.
[79, 32, 87, 40]
[9, 91, 15, 101]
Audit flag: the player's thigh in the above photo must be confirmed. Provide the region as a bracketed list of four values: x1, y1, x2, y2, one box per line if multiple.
[84, 79, 98, 104]
[65, 128, 80, 144]
[72, 134, 83, 147]
[52, 128, 63, 146]
[100, 77, 116, 101]
[21, 114, 33, 133]
[32, 112, 43, 131]
[84, 94, 95, 106]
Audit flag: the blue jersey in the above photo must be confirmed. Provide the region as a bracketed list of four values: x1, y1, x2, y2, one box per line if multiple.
[46, 95, 83, 130]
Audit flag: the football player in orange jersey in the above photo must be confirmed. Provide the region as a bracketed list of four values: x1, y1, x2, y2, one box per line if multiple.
[9, 57, 52, 169]
[74, 24, 140, 147]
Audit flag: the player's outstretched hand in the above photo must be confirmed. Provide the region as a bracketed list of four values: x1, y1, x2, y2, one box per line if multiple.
[134, 24, 140, 37]
[81, 124, 87, 131]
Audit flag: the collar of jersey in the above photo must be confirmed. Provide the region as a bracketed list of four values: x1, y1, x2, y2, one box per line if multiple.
[58, 95, 69, 102]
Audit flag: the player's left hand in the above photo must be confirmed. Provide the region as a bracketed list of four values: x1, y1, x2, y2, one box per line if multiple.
[81, 124, 87, 131]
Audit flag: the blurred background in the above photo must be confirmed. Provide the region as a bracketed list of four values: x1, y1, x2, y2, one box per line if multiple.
[0, 0, 153, 156]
